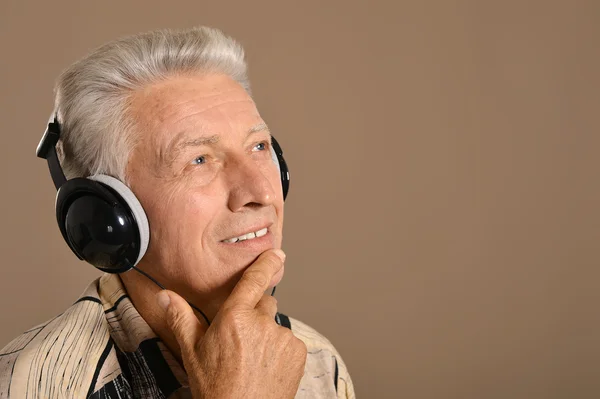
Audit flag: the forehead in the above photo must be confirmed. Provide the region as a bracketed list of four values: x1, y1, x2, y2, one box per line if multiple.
[129, 73, 260, 147]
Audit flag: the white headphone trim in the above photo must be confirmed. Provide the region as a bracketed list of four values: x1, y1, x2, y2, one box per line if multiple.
[88, 174, 150, 266]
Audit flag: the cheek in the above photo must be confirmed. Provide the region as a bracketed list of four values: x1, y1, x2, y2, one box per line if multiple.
[184, 190, 222, 237]
[265, 163, 285, 217]
[140, 186, 223, 278]
[138, 184, 186, 261]
[259, 158, 284, 200]
[139, 182, 211, 250]
[260, 162, 285, 246]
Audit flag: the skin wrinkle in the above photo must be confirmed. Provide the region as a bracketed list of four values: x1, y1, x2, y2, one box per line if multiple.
[121, 73, 284, 362]
[164, 122, 269, 172]
[142, 80, 245, 125]
[146, 93, 261, 176]
[162, 131, 220, 172]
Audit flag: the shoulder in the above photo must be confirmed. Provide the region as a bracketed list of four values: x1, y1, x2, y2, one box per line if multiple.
[283, 315, 337, 352]
[0, 282, 113, 398]
[278, 314, 356, 399]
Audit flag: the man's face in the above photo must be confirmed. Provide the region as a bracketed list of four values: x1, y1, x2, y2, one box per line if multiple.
[126, 73, 284, 307]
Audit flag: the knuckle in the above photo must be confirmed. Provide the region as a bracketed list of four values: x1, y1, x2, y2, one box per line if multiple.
[280, 326, 296, 342]
[266, 252, 283, 268]
[255, 314, 271, 330]
[220, 309, 250, 335]
[244, 269, 269, 289]
[192, 338, 204, 357]
[219, 309, 238, 326]
[289, 336, 307, 357]
[258, 252, 282, 273]
[264, 295, 278, 308]
[168, 309, 188, 337]
[294, 336, 307, 352]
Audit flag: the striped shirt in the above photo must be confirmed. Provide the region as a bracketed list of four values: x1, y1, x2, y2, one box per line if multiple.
[0, 274, 355, 398]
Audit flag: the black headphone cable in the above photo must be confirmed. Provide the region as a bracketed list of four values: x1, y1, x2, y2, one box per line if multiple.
[130, 265, 277, 328]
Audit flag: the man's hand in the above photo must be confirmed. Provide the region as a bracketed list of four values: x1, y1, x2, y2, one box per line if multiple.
[157, 249, 307, 398]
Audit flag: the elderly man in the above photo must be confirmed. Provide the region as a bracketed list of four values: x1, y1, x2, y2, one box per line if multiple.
[0, 27, 354, 398]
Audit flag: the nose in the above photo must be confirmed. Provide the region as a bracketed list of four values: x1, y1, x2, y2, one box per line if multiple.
[226, 155, 278, 212]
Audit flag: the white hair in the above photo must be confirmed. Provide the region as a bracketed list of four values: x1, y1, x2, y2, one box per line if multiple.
[53, 26, 250, 182]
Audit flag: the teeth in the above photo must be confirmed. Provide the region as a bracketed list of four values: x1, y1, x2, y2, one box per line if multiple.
[223, 227, 268, 243]
[239, 232, 256, 241]
[255, 228, 268, 238]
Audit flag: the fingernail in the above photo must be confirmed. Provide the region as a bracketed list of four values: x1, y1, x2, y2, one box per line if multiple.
[273, 249, 286, 262]
[157, 290, 171, 311]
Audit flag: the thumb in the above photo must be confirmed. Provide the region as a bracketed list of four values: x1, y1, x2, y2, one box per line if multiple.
[157, 290, 207, 353]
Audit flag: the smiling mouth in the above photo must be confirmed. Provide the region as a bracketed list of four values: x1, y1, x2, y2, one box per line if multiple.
[221, 227, 269, 243]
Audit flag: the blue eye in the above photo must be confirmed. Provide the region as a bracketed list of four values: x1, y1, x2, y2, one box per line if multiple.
[254, 142, 267, 151]
[192, 155, 206, 165]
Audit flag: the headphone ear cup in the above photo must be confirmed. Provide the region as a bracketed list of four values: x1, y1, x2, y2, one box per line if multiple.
[55, 176, 149, 273]
[270, 136, 290, 201]
[88, 174, 150, 263]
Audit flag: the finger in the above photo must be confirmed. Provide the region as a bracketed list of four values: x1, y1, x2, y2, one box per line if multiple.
[255, 294, 278, 320]
[158, 290, 208, 354]
[224, 249, 285, 310]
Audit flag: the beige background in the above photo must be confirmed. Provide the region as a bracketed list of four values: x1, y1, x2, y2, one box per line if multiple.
[1, 1, 599, 398]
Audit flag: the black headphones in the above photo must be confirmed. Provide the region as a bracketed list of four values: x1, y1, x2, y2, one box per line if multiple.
[36, 117, 290, 274]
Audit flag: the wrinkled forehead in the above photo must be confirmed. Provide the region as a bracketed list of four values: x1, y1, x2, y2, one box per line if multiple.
[128, 73, 261, 150]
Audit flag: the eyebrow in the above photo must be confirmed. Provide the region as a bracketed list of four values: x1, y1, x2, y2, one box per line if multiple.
[162, 122, 270, 168]
[247, 122, 269, 135]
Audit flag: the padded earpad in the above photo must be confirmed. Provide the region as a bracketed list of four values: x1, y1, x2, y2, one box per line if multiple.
[89, 174, 150, 266]
[55, 177, 145, 273]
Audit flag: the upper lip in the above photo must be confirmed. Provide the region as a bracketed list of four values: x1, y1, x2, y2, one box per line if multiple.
[221, 223, 272, 242]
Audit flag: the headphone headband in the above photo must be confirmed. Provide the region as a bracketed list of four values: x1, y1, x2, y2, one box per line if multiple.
[36, 118, 66, 190]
